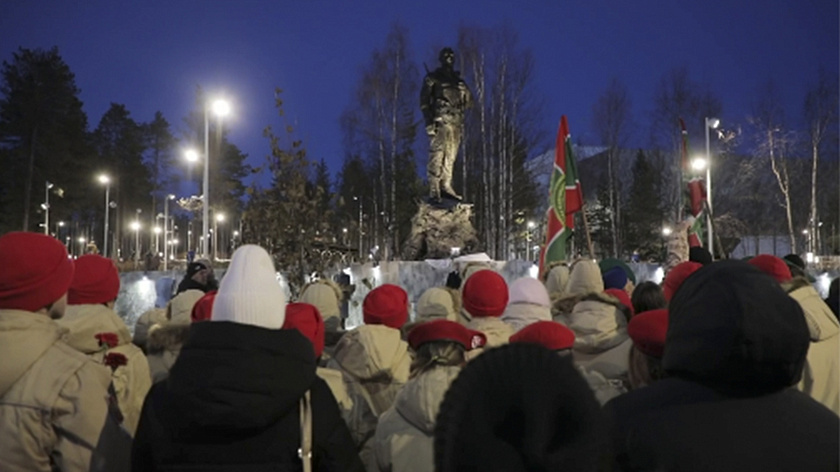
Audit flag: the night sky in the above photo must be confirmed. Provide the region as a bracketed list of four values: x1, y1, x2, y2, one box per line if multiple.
[2, 0, 837, 184]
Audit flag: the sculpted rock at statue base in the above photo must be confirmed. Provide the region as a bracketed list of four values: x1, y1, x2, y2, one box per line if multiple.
[402, 199, 478, 260]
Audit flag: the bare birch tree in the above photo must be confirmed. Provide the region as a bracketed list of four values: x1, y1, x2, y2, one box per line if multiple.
[803, 68, 839, 252]
[592, 77, 632, 257]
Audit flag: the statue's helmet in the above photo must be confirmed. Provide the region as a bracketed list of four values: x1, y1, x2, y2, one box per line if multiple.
[439, 47, 455, 64]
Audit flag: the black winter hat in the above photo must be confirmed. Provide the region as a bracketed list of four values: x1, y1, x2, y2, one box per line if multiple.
[664, 260, 809, 395]
[434, 343, 605, 472]
[688, 246, 713, 265]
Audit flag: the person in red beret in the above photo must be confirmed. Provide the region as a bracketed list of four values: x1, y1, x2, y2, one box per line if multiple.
[751, 254, 839, 414]
[373, 320, 486, 472]
[662, 261, 703, 302]
[461, 269, 514, 354]
[0, 232, 130, 470]
[626, 309, 669, 390]
[283, 302, 353, 416]
[511, 321, 625, 405]
[58, 254, 151, 435]
[328, 283, 412, 469]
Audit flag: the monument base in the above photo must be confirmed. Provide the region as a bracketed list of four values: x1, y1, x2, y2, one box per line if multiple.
[402, 198, 478, 260]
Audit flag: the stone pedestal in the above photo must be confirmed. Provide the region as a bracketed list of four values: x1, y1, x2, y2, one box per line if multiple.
[402, 198, 479, 260]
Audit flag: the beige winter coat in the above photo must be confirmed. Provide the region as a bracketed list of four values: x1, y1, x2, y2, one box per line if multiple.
[327, 324, 411, 469]
[465, 316, 514, 360]
[502, 302, 553, 333]
[372, 366, 461, 472]
[132, 307, 167, 350]
[551, 260, 604, 319]
[167, 289, 204, 323]
[317, 366, 354, 416]
[786, 277, 840, 414]
[560, 293, 631, 384]
[0, 309, 114, 472]
[58, 304, 152, 434]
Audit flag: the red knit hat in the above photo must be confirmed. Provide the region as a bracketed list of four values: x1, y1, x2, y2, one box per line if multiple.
[604, 288, 634, 318]
[283, 302, 326, 357]
[190, 290, 217, 323]
[408, 319, 487, 351]
[510, 321, 576, 351]
[748, 254, 793, 284]
[0, 232, 75, 312]
[68, 255, 120, 305]
[627, 308, 669, 358]
[363, 284, 409, 329]
[462, 269, 509, 318]
[662, 261, 703, 301]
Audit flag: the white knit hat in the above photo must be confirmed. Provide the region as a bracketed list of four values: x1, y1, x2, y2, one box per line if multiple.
[508, 277, 551, 307]
[211, 245, 286, 329]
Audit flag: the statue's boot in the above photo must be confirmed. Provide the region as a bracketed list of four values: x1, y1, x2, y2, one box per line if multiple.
[441, 185, 462, 201]
[429, 182, 442, 204]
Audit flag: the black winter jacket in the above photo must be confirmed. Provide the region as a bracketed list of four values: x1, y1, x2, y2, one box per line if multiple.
[605, 261, 839, 471]
[131, 321, 364, 472]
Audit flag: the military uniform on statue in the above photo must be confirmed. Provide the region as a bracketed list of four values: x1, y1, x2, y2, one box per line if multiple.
[404, 47, 478, 260]
[420, 47, 472, 203]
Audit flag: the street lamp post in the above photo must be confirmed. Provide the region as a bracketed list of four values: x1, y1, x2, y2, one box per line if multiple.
[705, 117, 720, 258]
[43, 181, 54, 235]
[214, 212, 225, 261]
[201, 99, 231, 260]
[98, 175, 110, 258]
[163, 194, 174, 271]
[55, 221, 64, 239]
[131, 220, 141, 269]
[353, 196, 363, 257]
[78, 237, 86, 257]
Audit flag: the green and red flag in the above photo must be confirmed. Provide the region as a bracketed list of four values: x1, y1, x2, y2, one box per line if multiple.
[540, 115, 582, 275]
[680, 117, 706, 248]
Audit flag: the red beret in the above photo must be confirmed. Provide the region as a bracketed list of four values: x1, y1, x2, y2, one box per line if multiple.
[284, 302, 326, 358]
[627, 309, 669, 358]
[0, 232, 75, 312]
[68, 255, 120, 305]
[190, 290, 217, 323]
[363, 284, 408, 329]
[663, 261, 703, 301]
[604, 288, 634, 318]
[510, 321, 576, 351]
[749, 254, 792, 284]
[462, 270, 509, 318]
[408, 319, 487, 351]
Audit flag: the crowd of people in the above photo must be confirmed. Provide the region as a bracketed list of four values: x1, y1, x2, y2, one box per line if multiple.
[0, 230, 838, 471]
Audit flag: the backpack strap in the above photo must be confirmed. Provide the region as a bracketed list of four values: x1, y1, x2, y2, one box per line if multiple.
[299, 390, 312, 472]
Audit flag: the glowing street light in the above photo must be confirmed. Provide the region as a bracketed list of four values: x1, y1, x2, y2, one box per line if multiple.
[184, 149, 199, 163]
[662, 226, 673, 237]
[691, 157, 708, 171]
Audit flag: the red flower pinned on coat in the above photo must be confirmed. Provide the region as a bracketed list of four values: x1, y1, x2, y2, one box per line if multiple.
[103, 352, 128, 372]
[95, 332, 120, 349]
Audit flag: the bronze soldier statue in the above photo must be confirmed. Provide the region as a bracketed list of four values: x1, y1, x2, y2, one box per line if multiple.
[420, 47, 473, 203]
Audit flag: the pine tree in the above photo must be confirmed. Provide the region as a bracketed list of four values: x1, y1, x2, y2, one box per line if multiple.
[0, 47, 91, 233]
[92, 103, 152, 257]
[242, 89, 326, 291]
[624, 150, 663, 260]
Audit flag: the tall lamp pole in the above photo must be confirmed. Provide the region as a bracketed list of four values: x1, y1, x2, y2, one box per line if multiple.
[705, 117, 720, 257]
[202, 98, 231, 260]
[163, 194, 174, 271]
[43, 181, 53, 235]
[99, 175, 110, 258]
